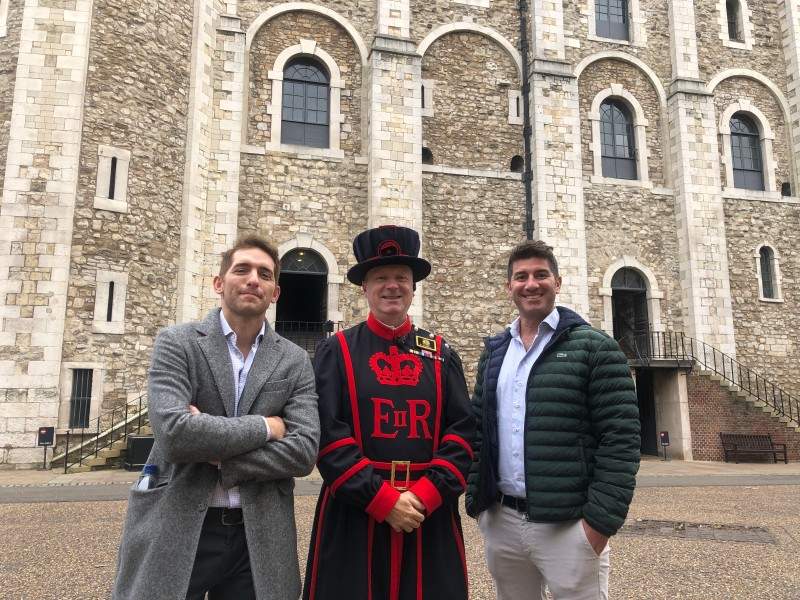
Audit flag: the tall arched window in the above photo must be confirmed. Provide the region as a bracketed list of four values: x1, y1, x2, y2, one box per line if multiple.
[726, 0, 742, 41]
[730, 113, 764, 191]
[595, 0, 629, 40]
[600, 99, 636, 180]
[759, 246, 776, 299]
[281, 58, 329, 148]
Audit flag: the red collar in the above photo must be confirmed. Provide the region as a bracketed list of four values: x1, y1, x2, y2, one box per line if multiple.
[366, 313, 413, 340]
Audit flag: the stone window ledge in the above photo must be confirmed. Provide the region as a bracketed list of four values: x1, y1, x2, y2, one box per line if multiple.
[722, 188, 799, 203]
[93, 196, 128, 213]
[589, 175, 652, 189]
[92, 321, 124, 334]
[722, 39, 750, 50]
[586, 34, 645, 48]
[758, 296, 784, 303]
[266, 143, 344, 161]
[422, 164, 522, 180]
[452, 0, 490, 7]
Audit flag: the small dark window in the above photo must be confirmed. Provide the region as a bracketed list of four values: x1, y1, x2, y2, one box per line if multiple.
[600, 99, 637, 180]
[108, 157, 117, 200]
[596, 0, 629, 40]
[422, 147, 433, 165]
[759, 246, 776, 299]
[726, 0, 742, 41]
[781, 182, 791, 197]
[69, 369, 93, 429]
[510, 155, 524, 173]
[106, 281, 115, 322]
[281, 58, 329, 148]
[730, 113, 764, 191]
[515, 95, 520, 118]
[421, 84, 426, 109]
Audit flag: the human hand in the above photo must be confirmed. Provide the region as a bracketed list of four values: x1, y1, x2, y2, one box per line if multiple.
[581, 519, 609, 556]
[385, 491, 425, 533]
[265, 416, 286, 441]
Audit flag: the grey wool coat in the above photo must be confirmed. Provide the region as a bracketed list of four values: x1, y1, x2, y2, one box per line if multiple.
[112, 309, 320, 600]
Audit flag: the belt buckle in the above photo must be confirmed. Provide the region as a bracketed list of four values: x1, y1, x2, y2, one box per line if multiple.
[389, 460, 411, 491]
[221, 508, 243, 526]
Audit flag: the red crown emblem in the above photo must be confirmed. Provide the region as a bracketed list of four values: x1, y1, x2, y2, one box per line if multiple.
[369, 346, 423, 386]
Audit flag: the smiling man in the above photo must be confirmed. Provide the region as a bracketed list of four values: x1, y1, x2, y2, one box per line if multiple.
[113, 236, 320, 600]
[303, 225, 475, 600]
[466, 240, 640, 600]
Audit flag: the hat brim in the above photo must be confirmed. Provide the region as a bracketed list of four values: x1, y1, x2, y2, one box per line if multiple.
[347, 255, 431, 285]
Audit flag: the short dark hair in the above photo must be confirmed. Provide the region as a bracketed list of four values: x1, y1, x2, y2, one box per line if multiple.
[219, 236, 281, 281]
[507, 240, 559, 280]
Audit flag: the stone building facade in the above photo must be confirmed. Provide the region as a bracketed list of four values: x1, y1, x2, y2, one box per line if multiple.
[2, 0, 800, 466]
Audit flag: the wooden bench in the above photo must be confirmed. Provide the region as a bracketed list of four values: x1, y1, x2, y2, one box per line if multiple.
[719, 433, 788, 464]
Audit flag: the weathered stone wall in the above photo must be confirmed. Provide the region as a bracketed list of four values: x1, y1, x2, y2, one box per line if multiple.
[713, 77, 791, 192]
[238, 153, 368, 326]
[411, 0, 520, 48]
[563, 0, 672, 85]
[578, 59, 666, 185]
[422, 172, 524, 382]
[695, 0, 788, 86]
[63, 0, 194, 405]
[247, 11, 363, 154]
[238, 0, 376, 49]
[584, 188, 682, 331]
[724, 198, 800, 398]
[421, 31, 522, 170]
[0, 0, 22, 193]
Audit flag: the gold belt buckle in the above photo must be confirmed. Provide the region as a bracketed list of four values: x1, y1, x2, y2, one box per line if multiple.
[389, 460, 411, 491]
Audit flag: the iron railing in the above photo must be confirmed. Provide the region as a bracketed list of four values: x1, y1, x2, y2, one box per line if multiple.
[629, 330, 799, 426]
[275, 320, 340, 356]
[57, 393, 149, 473]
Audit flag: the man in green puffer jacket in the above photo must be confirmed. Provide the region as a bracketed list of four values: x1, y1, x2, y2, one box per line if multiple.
[466, 240, 640, 600]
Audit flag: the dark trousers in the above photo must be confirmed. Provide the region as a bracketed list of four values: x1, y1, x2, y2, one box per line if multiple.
[186, 508, 257, 600]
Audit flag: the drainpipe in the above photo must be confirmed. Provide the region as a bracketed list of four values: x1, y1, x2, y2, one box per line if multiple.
[518, 0, 534, 239]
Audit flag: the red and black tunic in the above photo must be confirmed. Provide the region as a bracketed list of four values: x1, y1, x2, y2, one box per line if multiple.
[303, 314, 475, 600]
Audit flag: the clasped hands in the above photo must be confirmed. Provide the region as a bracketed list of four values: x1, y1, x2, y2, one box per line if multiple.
[385, 491, 426, 533]
[187, 404, 286, 467]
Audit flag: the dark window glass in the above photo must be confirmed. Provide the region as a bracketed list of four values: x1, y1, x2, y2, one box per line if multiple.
[281, 248, 327, 275]
[108, 157, 117, 199]
[422, 147, 433, 165]
[726, 0, 742, 41]
[596, 0, 629, 40]
[106, 281, 115, 322]
[611, 267, 646, 291]
[281, 58, 329, 148]
[510, 155, 524, 173]
[760, 247, 775, 299]
[69, 369, 93, 429]
[600, 99, 637, 180]
[781, 181, 791, 197]
[730, 113, 764, 191]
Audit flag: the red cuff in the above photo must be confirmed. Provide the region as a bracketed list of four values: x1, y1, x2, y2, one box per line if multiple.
[365, 482, 401, 522]
[409, 476, 442, 514]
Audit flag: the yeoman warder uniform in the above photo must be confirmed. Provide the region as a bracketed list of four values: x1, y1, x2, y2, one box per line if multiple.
[303, 226, 475, 600]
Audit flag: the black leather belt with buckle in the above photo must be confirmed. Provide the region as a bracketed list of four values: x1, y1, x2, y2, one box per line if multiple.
[206, 507, 244, 526]
[497, 492, 527, 513]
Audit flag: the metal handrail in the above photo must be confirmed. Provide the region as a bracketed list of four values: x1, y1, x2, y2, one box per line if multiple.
[55, 393, 149, 473]
[631, 330, 799, 426]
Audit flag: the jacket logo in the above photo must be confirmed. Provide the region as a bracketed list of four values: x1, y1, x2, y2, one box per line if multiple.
[369, 346, 423, 386]
[556, 352, 567, 358]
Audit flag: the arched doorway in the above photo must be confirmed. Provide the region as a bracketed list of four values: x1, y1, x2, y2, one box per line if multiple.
[611, 267, 649, 356]
[275, 248, 328, 353]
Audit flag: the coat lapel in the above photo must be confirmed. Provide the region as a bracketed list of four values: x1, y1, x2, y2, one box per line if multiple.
[196, 309, 236, 417]
[237, 326, 282, 417]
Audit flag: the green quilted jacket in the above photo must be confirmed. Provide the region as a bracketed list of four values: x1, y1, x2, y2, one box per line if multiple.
[465, 307, 640, 537]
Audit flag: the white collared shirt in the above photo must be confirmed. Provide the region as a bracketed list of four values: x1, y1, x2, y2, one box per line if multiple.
[496, 308, 560, 498]
[209, 310, 266, 508]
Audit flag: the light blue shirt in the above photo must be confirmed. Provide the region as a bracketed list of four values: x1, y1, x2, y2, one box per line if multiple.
[496, 307, 560, 498]
[209, 310, 266, 508]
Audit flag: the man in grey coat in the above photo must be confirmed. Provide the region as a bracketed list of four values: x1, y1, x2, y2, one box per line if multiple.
[112, 236, 320, 600]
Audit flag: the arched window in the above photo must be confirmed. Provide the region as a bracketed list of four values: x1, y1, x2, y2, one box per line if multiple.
[759, 246, 776, 299]
[730, 113, 764, 191]
[600, 99, 636, 180]
[281, 58, 329, 148]
[510, 155, 524, 173]
[726, 0, 742, 41]
[595, 0, 629, 40]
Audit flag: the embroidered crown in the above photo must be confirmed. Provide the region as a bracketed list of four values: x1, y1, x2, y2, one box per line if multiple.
[368, 346, 423, 386]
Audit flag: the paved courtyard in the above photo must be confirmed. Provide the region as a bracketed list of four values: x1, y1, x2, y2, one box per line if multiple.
[1, 460, 799, 599]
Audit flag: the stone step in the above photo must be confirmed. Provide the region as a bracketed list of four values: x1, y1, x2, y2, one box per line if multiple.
[66, 465, 92, 474]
